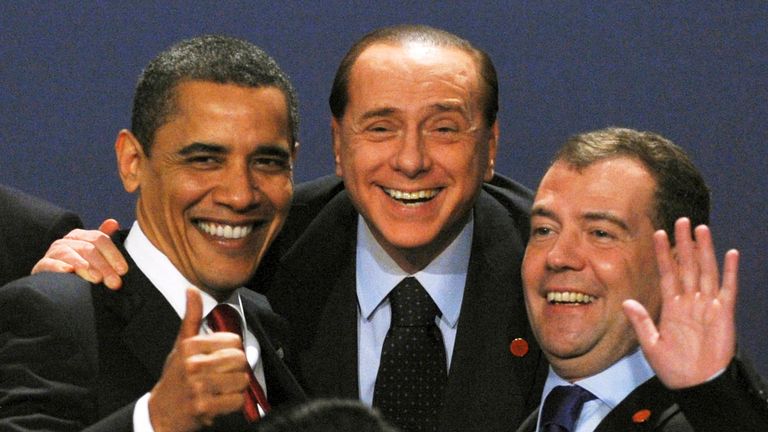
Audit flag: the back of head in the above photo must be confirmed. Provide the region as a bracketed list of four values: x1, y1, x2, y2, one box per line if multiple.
[553, 127, 710, 244]
[328, 24, 498, 127]
[256, 399, 399, 432]
[132, 34, 299, 155]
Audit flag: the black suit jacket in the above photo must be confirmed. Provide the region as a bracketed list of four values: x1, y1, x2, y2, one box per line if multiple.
[252, 174, 549, 432]
[515, 359, 768, 432]
[0, 184, 83, 286]
[0, 234, 305, 431]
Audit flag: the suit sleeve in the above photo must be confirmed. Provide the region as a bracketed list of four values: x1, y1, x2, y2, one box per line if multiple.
[0, 278, 99, 430]
[674, 356, 768, 432]
[0, 276, 134, 432]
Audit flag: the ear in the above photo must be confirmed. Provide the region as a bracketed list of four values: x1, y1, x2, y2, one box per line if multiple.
[115, 130, 146, 193]
[483, 120, 499, 182]
[331, 116, 344, 178]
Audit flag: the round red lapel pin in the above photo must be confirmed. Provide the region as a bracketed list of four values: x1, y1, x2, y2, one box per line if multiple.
[509, 338, 529, 357]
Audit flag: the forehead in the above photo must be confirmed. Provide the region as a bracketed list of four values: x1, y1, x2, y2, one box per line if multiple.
[165, 81, 290, 140]
[533, 158, 657, 222]
[347, 42, 482, 106]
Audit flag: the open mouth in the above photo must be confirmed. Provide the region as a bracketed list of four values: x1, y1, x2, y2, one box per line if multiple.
[196, 221, 255, 240]
[547, 291, 596, 305]
[382, 187, 441, 207]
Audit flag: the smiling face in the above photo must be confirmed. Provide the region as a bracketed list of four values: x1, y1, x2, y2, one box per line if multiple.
[118, 81, 294, 300]
[522, 157, 662, 381]
[332, 42, 497, 273]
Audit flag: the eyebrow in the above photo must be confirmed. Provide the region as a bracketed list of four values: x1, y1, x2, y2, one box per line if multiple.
[178, 142, 227, 156]
[530, 207, 630, 232]
[582, 211, 630, 231]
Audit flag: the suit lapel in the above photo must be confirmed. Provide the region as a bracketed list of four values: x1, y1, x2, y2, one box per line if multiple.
[240, 291, 306, 406]
[440, 191, 547, 431]
[268, 190, 360, 399]
[595, 377, 683, 431]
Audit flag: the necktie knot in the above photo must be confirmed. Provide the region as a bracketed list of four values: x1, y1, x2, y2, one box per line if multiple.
[540, 385, 597, 432]
[207, 303, 243, 336]
[389, 277, 439, 327]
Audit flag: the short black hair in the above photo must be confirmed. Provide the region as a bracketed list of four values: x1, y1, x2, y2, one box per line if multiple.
[553, 127, 710, 244]
[132, 35, 299, 155]
[328, 24, 498, 127]
[255, 399, 399, 432]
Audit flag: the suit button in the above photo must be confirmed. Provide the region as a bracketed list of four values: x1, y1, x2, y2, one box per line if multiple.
[509, 338, 528, 357]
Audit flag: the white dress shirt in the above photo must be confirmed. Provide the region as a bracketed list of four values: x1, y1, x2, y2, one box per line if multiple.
[123, 221, 266, 431]
[537, 349, 655, 432]
[356, 214, 473, 405]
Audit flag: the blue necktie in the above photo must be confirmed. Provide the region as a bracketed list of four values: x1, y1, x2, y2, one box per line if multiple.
[540, 385, 596, 432]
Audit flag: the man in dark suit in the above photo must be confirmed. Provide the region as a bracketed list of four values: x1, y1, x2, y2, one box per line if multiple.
[31, 25, 548, 432]
[517, 128, 768, 431]
[0, 35, 305, 431]
[0, 184, 83, 286]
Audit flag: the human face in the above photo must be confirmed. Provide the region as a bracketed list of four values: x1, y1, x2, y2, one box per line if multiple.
[332, 42, 497, 273]
[522, 158, 662, 381]
[118, 81, 294, 300]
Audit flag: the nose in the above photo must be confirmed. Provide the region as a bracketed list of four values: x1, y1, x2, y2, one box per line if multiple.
[212, 162, 259, 212]
[391, 126, 431, 177]
[545, 230, 584, 272]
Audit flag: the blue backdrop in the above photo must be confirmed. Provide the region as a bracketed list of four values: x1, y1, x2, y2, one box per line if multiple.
[2, 1, 766, 376]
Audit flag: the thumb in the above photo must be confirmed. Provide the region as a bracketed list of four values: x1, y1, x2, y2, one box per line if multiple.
[622, 299, 659, 350]
[176, 287, 204, 343]
[98, 218, 121, 235]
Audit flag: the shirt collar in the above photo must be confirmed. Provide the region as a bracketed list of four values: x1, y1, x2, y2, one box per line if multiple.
[542, 348, 655, 410]
[124, 221, 245, 320]
[355, 214, 472, 328]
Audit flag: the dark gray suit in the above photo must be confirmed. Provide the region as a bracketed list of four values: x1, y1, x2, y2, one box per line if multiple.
[515, 359, 768, 432]
[0, 233, 305, 432]
[0, 184, 83, 287]
[252, 175, 549, 432]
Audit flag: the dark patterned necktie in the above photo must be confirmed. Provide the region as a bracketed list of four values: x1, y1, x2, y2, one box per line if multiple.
[540, 385, 597, 432]
[207, 303, 271, 422]
[372, 277, 447, 432]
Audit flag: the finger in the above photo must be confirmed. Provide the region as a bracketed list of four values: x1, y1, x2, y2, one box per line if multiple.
[97, 218, 120, 235]
[719, 249, 739, 312]
[623, 299, 660, 351]
[178, 287, 204, 342]
[693, 224, 719, 299]
[674, 218, 698, 294]
[194, 370, 250, 395]
[87, 228, 129, 277]
[183, 336, 248, 368]
[31, 257, 75, 275]
[654, 230, 679, 302]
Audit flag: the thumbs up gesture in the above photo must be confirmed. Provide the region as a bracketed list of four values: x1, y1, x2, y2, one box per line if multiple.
[148, 288, 250, 432]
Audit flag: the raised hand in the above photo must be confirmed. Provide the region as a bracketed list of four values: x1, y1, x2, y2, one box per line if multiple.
[31, 218, 127, 289]
[623, 217, 739, 389]
[148, 288, 250, 432]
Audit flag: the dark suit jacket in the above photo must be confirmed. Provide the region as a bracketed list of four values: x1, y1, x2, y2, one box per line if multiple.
[0, 184, 83, 286]
[515, 358, 768, 432]
[0, 234, 305, 432]
[252, 174, 549, 432]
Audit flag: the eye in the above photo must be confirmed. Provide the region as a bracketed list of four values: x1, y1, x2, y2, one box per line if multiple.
[186, 155, 223, 168]
[590, 229, 616, 241]
[531, 226, 553, 238]
[253, 157, 291, 173]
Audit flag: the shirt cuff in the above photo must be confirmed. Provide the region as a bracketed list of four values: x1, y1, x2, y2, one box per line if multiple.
[133, 392, 155, 432]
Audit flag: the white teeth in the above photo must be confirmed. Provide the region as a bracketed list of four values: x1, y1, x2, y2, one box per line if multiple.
[383, 188, 439, 203]
[547, 291, 595, 304]
[197, 222, 253, 239]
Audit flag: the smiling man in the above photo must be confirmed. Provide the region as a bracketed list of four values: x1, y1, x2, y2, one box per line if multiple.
[517, 128, 768, 431]
[0, 35, 304, 431]
[31, 25, 547, 432]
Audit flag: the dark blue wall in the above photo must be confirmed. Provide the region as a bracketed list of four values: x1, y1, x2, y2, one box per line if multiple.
[2, 2, 766, 376]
